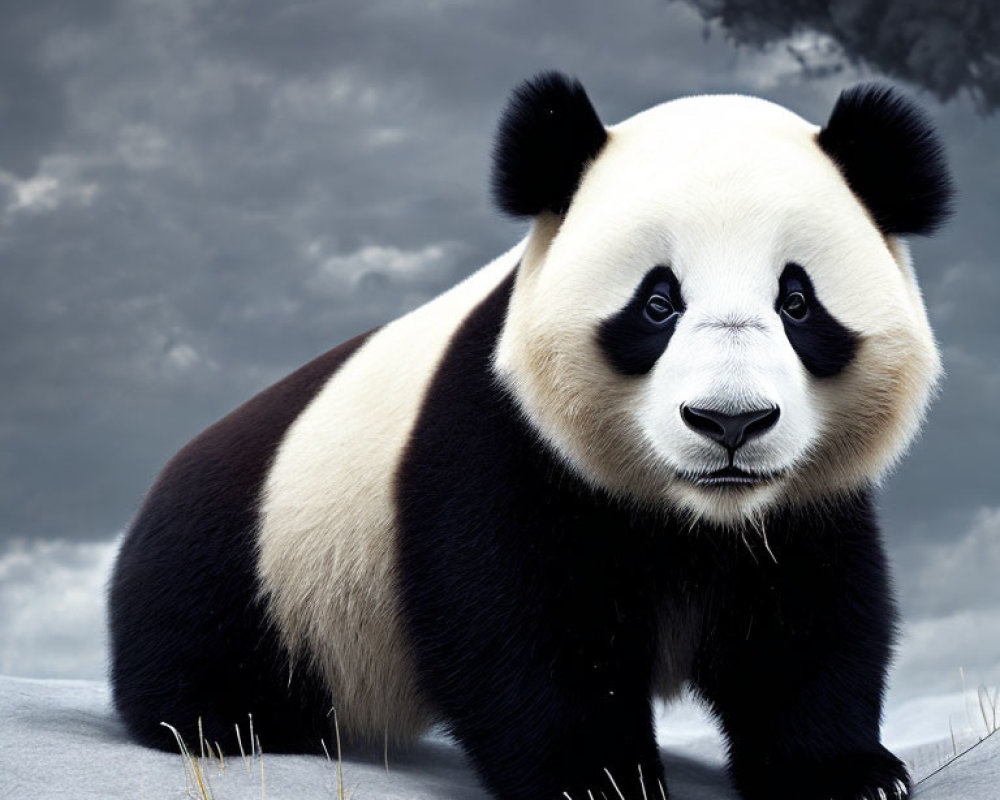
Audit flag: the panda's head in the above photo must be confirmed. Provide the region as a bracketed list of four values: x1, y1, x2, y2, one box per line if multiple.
[493, 73, 952, 525]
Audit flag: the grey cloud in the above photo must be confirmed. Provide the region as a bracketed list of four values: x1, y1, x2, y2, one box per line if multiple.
[896, 507, 1000, 617]
[892, 606, 1000, 699]
[0, 0, 117, 177]
[0, 539, 115, 679]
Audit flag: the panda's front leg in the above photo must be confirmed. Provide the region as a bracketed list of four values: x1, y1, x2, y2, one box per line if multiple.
[691, 510, 909, 800]
[442, 631, 668, 800]
[447, 650, 667, 800]
[402, 556, 667, 799]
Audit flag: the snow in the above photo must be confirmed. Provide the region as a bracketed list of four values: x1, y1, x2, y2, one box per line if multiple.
[1, 675, 996, 799]
[916, 729, 1000, 799]
[0, 676, 485, 800]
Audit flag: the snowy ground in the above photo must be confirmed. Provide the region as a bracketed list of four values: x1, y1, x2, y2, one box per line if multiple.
[1, 675, 996, 800]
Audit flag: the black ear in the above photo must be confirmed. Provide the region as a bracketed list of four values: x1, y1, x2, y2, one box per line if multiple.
[491, 72, 607, 218]
[818, 83, 954, 236]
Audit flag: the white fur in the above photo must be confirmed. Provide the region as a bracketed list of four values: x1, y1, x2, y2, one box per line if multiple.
[256, 244, 521, 744]
[495, 94, 941, 523]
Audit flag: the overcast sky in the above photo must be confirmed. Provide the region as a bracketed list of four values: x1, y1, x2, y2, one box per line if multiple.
[1, 0, 998, 706]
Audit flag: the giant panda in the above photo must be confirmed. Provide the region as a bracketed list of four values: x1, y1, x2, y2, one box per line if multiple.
[109, 72, 952, 800]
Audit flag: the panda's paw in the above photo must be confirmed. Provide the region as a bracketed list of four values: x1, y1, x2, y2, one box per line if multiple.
[803, 748, 911, 800]
[852, 778, 910, 800]
[835, 749, 910, 800]
[739, 747, 910, 800]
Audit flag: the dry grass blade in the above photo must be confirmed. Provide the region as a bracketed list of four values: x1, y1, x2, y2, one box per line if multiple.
[160, 722, 213, 800]
[992, 687, 999, 733]
[333, 708, 346, 800]
[978, 685, 991, 737]
[235, 723, 251, 778]
[975, 684, 999, 736]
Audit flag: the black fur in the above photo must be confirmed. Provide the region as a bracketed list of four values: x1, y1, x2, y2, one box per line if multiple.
[491, 71, 607, 218]
[397, 269, 906, 800]
[818, 82, 954, 236]
[109, 331, 373, 753]
[598, 265, 685, 376]
[776, 262, 859, 378]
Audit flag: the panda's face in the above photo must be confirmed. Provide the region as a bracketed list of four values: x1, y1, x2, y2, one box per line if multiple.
[496, 95, 941, 524]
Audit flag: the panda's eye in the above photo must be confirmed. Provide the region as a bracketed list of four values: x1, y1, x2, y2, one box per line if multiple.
[780, 291, 809, 322]
[644, 294, 676, 324]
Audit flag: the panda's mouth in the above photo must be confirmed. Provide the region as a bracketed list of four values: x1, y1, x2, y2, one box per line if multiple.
[681, 466, 783, 488]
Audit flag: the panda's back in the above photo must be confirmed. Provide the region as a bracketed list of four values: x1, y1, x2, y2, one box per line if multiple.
[109, 245, 520, 752]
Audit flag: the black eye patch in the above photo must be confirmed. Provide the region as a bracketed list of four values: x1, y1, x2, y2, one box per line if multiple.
[776, 263, 859, 378]
[598, 266, 685, 376]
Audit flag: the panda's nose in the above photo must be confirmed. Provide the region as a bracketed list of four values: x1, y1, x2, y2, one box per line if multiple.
[680, 405, 780, 451]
